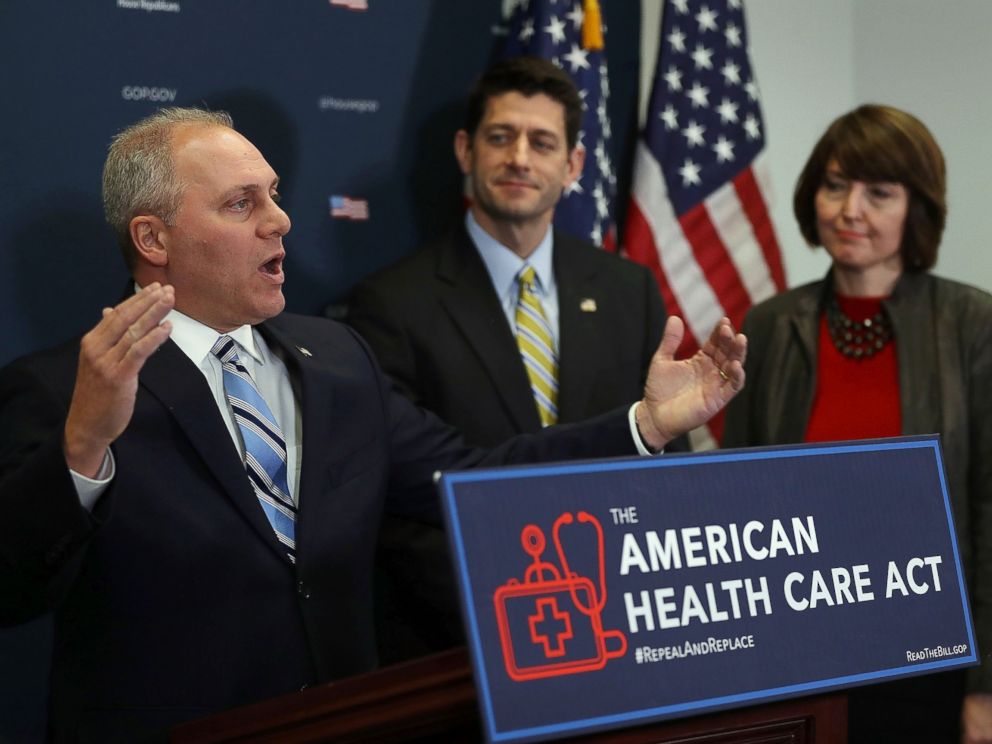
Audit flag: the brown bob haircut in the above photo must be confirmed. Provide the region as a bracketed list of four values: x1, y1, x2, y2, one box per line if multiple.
[793, 104, 946, 272]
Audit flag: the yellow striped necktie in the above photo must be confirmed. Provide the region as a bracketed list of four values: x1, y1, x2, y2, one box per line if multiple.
[515, 265, 559, 426]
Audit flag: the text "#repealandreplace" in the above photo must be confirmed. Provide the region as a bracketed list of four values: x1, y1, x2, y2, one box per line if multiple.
[636, 634, 755, 664]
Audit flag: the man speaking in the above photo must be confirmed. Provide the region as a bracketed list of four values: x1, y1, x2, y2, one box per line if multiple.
[0, 107, 745, 740]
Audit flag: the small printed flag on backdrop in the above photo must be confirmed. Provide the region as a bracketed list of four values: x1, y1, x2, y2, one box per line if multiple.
[329, 0, 368, 11]
[329, 195, 369, 221]
[622, 0, 785, 448]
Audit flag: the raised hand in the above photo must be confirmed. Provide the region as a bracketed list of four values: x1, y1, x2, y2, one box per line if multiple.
[63, 284, 175, 477]
[635, 316, 746, 450]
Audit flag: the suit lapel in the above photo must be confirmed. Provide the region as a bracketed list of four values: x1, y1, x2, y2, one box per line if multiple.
[435, 228, 540, 431]
[887, 273, 940, 434]
[554, 235, 605, 421]
[257, 321, 339, 564]
[138, 339, 289, 561]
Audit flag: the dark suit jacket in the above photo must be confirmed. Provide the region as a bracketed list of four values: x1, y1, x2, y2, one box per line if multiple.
[0, 312, 637, 741]
[347, 225, 666, 445]
[346, 226, 671, 661]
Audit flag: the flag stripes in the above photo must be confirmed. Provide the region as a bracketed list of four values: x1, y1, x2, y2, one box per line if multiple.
[621, 0, 785, 446]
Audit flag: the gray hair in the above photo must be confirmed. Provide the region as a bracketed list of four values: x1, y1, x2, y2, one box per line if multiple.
[102, 107, 234, 270]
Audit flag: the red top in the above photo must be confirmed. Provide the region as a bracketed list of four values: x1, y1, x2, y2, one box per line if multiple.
[804, 295, 901, 443]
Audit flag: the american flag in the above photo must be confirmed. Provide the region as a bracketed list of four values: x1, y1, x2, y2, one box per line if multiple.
[501, 0, 616, 248]
[622, 0, 785, 448]
[329, 195, 369, 220]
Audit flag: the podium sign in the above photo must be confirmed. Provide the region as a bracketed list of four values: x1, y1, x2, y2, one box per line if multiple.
[438, 436, 977, 743]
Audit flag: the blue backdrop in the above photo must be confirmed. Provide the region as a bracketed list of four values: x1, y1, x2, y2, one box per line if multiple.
[0, 1, 642, 740]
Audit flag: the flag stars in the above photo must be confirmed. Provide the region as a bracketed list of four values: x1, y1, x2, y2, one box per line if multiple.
[745, 79, 759, 101]
[660, 104, 678, 130]
[519, 18, 535, 43]
[505, 0, 528, 17]
[590, 223, 603, 246]
[595, 141, 610, 171]
[679, 158, 702, 186]
[667, 26, 687, 53]
[725, 23, 742, 47]
[720, 60, 741, 85]
[563, 43, 590, 72]
[544, 15, 566, 44]
[664, 65, 683, 92]
[744, 113, 761, 140]
[672, 0, 689, 13]
[682, 120, 706, 147]
[566, 2, 583, 30]
[696, 5, 719, 33]
[717, 97, 739, 123]
[713, 135, 735, 163]
[502, 1, 617, 249]
[686, 81, 710, 108]
[592, 183, 609, 219]
[691, 43, 714, 70]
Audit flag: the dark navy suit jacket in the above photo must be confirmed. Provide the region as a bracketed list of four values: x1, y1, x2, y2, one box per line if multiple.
[347, 226, 666, 446]
[0, 312, 636, 741]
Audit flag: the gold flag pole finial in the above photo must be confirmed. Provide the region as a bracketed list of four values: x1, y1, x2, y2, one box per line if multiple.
[582, 0, 604, 50]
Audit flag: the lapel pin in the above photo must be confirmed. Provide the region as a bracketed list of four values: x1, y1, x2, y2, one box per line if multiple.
[297, 346, 313, 358]
[580, 298, 597, 313]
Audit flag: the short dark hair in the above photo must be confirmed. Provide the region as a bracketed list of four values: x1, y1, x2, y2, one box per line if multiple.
[464, 56, 582, 151]
[793, 104, 946, 272]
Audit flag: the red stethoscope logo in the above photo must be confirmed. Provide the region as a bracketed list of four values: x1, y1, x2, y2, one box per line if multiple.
[493, 511, 627, 681]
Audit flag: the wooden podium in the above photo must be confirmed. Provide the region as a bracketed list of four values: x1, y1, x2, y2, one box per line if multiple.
[171, 647, 847, 743]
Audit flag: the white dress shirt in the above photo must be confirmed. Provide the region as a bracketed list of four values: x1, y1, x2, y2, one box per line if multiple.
[71, 287, 656, 509]
[466, 211, 560, 348]
[73, 308, 303, 509]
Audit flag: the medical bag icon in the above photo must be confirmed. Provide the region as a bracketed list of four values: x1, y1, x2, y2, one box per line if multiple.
[493, 511, 627, 681]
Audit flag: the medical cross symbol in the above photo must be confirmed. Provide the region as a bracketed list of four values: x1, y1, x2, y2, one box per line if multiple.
[528, 597, 574, 658]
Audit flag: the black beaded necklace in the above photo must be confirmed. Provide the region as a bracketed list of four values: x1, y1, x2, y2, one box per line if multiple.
[825, 295, 893, 360]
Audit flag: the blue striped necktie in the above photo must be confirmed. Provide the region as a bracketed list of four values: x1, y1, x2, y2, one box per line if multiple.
[211, 335, 296, 563]
[515, 265, 559, 426]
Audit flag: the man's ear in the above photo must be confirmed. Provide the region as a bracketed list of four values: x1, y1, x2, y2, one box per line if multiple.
[129, 215, 170, 268]
[562, 145, 586, 191]
[454, 129, 473, 176]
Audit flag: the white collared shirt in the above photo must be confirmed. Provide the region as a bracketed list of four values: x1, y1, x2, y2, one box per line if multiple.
[168, 310, 301, 503]
[73, 308, 302, 509]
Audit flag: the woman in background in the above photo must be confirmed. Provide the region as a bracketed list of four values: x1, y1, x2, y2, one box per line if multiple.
[723, 104, 992, 744]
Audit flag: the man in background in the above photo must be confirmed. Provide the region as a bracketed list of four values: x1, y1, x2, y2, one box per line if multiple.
[347, 57, 679, 661]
